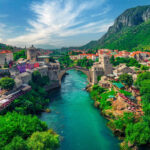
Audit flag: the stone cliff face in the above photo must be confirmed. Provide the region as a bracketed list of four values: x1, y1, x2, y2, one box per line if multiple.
[107, 5, 150, 34]
[81, 5, 150, 49]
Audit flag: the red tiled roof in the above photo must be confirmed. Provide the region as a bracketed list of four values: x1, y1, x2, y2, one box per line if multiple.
[130, 51, 150, 57]
[0, 50, 12, 54]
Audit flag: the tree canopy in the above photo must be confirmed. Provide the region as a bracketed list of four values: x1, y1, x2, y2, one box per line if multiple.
[13, 50, 27, 61]
[0, 77, 15, 90]
[0, 112, 47, 148]
[119, 73, 133, 87]
[58, 55, 73, 69]
[27, 130, 59, 150]
[110, 56, 140, 68]
[77, 57, 94, 69]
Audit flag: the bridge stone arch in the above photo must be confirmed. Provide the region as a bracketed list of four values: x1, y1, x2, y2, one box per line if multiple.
[58, 66, 92, 85]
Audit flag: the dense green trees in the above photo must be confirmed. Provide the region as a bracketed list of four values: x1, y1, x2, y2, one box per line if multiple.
[90, 85, 105, 100]
[58, 55, 73, 68]
[135, 72, 150, 88]
[121, 72, 150, 147]
[0, 112, 47, 148]
[0, 77, 15, 90]
[140, 65, 149, 71]
[110, 55, 115, 64]
[8, 89, 50, 115]
[90, 85, 116, 111]
[4, 136, 28, 150]
[13, 50, 27, 61]
[0, 113, 60, 150]
[135, 72, 150, 117]
[77, 57, 94, 69]
[99, 91, 116, 110]
[110, 56, 140, 67]
[112, 113, 135, 132]
[119, 73, 133, 87]
[125, 121, 150, 145]
[27, 130, 59, 150]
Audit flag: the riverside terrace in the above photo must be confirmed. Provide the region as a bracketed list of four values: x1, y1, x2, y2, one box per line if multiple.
[0, 84, 31, 111]
[100, 79, 143, 116]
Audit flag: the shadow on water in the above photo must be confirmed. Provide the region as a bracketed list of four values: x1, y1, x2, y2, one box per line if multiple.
[40, 70, 120, 150]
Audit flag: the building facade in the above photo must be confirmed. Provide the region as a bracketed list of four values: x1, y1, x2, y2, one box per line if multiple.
[90, 54, 113, 84]
[27, 45, 38, 62]
[0, 50, 13, 67]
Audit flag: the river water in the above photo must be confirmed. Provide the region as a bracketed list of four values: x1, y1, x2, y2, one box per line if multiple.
[40, 70, 120, 150]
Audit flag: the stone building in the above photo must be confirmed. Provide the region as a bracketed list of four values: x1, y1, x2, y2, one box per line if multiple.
[130, 51, 150, 61]
[90, 54, 113, 84]
[37, 65, 48, 76]
[0, 50, 13, 67]
[16, 72, 32, 84]
[37, 56, 50, 64]
[27, 45, 38, 62]
[113, 64, 135, 76]
[99, 55, 113, 75]
[90, 62, 104, 84]
[99, 76, 112, 89]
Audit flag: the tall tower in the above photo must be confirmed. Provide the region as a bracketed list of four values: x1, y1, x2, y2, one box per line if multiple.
[27, 45, 38, 62]
[99, 54, 113, 75]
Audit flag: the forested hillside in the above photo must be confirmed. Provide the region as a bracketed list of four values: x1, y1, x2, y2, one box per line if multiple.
[81, 5, 150, 51]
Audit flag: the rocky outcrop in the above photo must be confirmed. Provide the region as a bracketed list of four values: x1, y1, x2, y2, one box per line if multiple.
[108, 6, 150, 33]
[81, 5, 150, 49]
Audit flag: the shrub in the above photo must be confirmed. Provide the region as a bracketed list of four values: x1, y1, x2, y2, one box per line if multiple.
[0, 77, 15, 90]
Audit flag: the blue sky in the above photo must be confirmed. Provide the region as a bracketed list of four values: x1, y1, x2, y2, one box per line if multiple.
[0, 0, 149, 48]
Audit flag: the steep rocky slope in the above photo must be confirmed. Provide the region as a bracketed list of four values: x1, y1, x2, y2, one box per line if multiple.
[81, 5, 150, 51]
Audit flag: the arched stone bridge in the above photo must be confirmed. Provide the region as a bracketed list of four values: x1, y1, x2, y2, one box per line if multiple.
[58, 66, 92, 85]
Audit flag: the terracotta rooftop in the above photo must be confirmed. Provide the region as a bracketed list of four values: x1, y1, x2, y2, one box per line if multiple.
[0, 50, 12, 54]
[130, 51, 150, 57]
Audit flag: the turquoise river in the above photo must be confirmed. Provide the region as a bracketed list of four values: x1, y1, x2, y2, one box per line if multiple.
[40, 70, 120, 150]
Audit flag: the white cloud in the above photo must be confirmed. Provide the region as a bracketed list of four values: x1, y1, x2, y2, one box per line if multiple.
[91, 6, 111, 17]
[0, 23, 7, 40]
[4, 0, 113, 47]
[0, 14, 8, 18]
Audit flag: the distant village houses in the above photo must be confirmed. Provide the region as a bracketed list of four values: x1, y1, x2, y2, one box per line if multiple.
[70, 53, 99, 61]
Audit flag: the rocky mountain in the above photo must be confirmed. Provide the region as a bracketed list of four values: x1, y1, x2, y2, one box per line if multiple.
[81, 5, 150, 51]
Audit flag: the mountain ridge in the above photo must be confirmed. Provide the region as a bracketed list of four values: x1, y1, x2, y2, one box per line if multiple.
[80, 5, 150, 51]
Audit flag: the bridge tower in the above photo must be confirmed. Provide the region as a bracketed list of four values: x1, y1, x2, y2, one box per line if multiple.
[99, 54, 113, 75]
